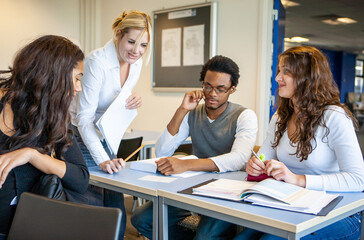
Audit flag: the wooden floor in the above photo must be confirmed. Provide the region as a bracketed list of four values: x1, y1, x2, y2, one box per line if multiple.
[124, 195, 146, 240]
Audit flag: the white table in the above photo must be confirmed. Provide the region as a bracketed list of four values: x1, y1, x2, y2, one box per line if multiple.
[89, 164, 214, 240]
[158, 172, 364, 240]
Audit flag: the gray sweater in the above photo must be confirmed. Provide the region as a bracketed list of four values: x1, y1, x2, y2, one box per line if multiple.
[188, 102, 245, 158]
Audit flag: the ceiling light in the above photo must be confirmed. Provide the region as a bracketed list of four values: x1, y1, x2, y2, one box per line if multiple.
[337, 17, 357, 24]
[322, 17, 357, 25]
[285, 37, 310, 43]
[281, 0, 300, 7]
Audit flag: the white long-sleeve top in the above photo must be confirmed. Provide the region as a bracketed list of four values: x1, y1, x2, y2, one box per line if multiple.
[259, 106, 364, 192]
[73, 40, 143, 165]
[155, 109, 258, 172]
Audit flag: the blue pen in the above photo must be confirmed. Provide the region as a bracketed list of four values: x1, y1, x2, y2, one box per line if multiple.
[127, 96, 135, 104]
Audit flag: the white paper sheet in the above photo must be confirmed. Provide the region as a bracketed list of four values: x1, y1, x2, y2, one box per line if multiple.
[130, 155, 206, 178]
[138, 175, 177, 183]
[96, 87, 137, 155]
[183, 24, 204, 66]
[162, 28, 181, 67]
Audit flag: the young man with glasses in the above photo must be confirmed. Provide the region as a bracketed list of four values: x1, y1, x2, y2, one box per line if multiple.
[131, 55, 258, 240]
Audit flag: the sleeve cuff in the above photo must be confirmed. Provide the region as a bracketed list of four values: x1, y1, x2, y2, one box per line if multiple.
[305, 175, 324, 190]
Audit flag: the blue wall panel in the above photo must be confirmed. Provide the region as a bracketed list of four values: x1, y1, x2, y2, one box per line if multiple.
[320, 49, 356, 103]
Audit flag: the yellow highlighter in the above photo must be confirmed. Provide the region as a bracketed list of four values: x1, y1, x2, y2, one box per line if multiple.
[251, 149, 265, 163]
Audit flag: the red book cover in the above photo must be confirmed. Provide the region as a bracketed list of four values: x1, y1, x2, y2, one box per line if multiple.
[247, 173, 273, 182]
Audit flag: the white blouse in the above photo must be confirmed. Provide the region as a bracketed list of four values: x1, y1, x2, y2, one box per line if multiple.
[72, 40, 143, 165]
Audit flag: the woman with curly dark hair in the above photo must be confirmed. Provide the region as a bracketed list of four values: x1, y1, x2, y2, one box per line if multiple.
[236, 46, 364, 240]
[0, 35, 89, 238]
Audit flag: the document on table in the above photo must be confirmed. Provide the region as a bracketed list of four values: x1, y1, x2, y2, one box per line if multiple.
[96, 87, 137, 155]
[130, 155, 206, 178]
[138, 175, 177, 183]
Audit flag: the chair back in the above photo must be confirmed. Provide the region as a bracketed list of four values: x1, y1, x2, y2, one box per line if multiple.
[8, 192, 121, 240]
[117, 136, 143, 161]
[173, 143, 193, 156]
[347, 92, 361, 103]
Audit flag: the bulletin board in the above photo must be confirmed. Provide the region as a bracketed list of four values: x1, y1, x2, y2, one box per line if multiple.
[152, 2, 217, 91]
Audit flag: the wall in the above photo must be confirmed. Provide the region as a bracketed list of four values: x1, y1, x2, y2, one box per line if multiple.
[98, 0, 273, 144]
[0, 0, 81, 69]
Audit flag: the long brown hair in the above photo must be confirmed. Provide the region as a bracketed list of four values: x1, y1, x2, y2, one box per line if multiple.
[0, 35, 84, 158]
[273, 46, 356, 161]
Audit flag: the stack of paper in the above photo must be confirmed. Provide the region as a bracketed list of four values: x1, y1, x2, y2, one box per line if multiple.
[130, 155, 206, 178]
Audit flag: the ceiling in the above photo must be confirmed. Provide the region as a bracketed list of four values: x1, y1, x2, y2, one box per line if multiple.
[283, 0, 364, 58]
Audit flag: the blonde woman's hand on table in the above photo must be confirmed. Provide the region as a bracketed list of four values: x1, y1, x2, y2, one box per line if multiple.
[99, 158, 126, 174]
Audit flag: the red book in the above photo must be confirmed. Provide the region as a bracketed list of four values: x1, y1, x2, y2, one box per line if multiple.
[247, 173, 272, 182]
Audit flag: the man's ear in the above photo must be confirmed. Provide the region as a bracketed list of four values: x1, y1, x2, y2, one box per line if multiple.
[229, 86, 236, 94]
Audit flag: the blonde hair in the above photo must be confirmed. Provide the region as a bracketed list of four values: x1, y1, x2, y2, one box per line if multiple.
[112, 10, 152, 62]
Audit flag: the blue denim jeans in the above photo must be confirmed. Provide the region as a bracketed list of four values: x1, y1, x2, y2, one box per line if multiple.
[131, 201, 237, 240]
[72, 125, 127, 240]
[234, 213, 362, 240]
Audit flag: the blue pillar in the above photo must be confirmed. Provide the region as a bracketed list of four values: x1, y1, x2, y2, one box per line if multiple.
[321, 49, 356, 103]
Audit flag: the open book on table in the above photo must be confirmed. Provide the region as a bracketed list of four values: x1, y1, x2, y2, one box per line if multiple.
[191, 178, 341, 215]
[129, 155, 206, 178]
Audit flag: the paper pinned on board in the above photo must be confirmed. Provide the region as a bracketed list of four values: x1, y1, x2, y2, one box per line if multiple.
[96, 87, 137, 155]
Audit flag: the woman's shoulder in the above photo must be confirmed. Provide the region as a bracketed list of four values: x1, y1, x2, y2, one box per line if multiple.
[85, 40, 118, 67]
[323, 105, 352, 125]
[324, 105, 347, 116]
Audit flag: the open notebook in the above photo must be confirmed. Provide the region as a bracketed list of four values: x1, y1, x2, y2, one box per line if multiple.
[182, 178, 341, 215]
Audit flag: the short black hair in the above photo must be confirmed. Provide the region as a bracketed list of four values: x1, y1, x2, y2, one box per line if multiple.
[199, 55, 240, 87]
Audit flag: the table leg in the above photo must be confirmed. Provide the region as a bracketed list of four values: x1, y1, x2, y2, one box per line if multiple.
[145, 147, 152, 159]
[152, 197, 159, 240]
[159, 197, 168, 240]
[361, 211, 364, 240]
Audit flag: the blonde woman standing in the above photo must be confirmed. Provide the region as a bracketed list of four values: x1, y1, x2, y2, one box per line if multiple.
[70, 10, 152, 239]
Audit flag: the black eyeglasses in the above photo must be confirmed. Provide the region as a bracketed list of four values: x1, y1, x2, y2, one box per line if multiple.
[202, 83, 231, 94]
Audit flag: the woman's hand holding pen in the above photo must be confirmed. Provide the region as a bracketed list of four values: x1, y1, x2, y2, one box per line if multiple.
[126, 92, 142, 109]
[246, 154, 306, 187]
[246, 156, 266, 176]
[99, 158, 126, 174]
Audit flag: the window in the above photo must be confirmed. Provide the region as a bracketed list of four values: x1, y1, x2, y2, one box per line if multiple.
[355, 60, 363, 93]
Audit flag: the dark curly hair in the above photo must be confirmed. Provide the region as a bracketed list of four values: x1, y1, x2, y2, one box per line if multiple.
[273, 46, 356, 161]
[0, 35, 84, 159]
[200, 55, 240, 87]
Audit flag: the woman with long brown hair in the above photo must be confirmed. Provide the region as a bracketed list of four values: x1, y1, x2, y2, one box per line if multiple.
[236, 46, 364, 240]
[0, 35, 89, 238]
